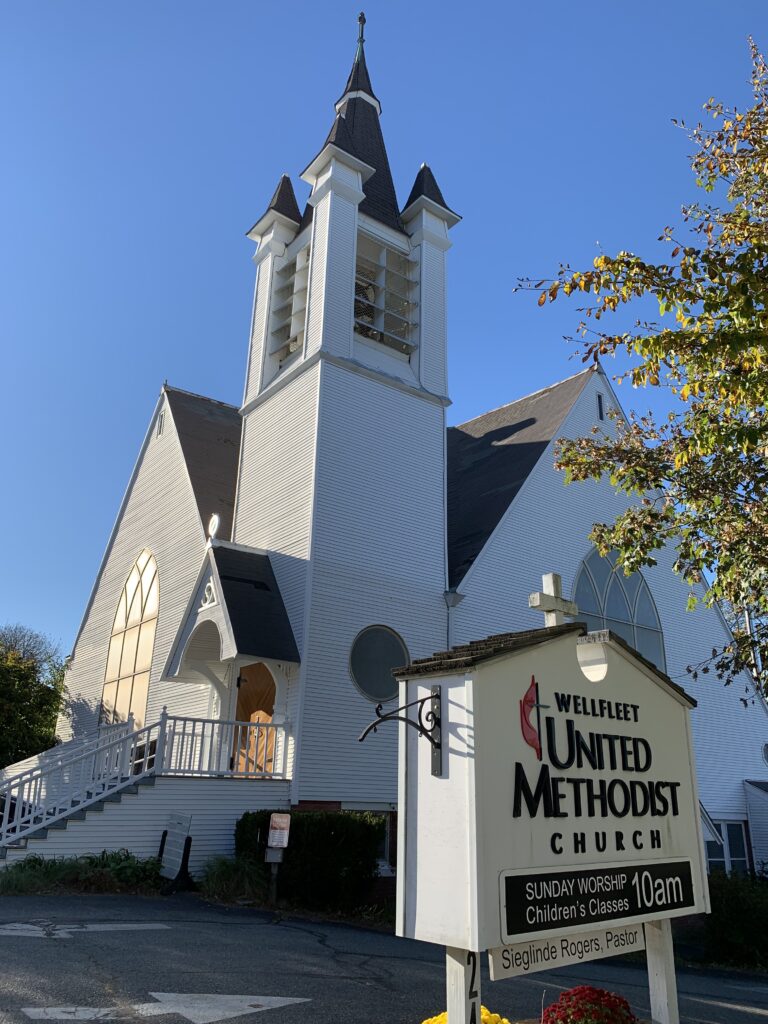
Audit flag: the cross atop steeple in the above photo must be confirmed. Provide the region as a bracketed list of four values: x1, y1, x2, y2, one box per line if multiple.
[529, 572, 579, 628]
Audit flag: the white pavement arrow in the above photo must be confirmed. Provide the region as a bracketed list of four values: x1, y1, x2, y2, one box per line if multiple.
[22, 993, 310, 1023]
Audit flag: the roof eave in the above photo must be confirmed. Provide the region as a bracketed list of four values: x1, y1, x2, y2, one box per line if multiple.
[300, 142, 375, 185]
[401, 193, 461, 228]
[246, 209, 301, 242]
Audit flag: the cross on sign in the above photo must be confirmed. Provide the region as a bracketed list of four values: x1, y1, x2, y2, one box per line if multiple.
[528, 572, 579, 627]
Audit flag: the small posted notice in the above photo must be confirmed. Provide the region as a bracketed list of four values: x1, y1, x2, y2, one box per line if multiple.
[268, 813, 291, 849]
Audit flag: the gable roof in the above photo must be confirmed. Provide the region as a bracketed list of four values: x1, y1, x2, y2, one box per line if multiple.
[446, 368, 593, 587]
[397, 622, 695, 705]
[164, 387, 242, 542]
[399, 622, 586, 677]
[210, 544, 299, 662]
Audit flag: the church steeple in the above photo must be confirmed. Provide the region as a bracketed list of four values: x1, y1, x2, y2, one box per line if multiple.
[303, 11, 400, 232]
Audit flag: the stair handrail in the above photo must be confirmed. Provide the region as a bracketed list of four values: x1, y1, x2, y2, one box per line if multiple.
[0, 715, 166, 846]
[0, 720, 130, 784]
[0, 716, 141, 790]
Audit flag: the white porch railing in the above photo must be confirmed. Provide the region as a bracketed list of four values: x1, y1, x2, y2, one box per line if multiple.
[0, 711, 287, 848]
[163, 716, 287, 779]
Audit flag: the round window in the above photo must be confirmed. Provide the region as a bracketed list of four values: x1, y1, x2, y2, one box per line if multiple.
[349, 626, 409, 704]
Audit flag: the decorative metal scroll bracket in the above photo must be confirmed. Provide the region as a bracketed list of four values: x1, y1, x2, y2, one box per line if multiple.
[358, 686, 442, 777]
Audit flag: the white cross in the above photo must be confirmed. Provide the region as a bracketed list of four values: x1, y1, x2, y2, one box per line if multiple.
[528, 572, 579, 627]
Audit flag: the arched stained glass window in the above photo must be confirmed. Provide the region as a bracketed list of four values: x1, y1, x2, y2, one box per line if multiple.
[100, 549, 158, 728]
[573, 548, 666, 671]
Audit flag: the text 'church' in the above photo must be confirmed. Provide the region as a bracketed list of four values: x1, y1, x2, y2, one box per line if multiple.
[3, 17, 768, 879]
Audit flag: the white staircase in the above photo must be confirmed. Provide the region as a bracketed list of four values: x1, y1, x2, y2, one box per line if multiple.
[0, 712, 287, 857]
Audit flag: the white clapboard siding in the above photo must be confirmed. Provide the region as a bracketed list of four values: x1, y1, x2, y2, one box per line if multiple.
[296, 361, 447, 804]
[452, 370, 768, 856]
[416, 233, 448, 398]
[243, 252, 272, 407]
[233, 364, 320, 652]
[61, 394, 209, 743]
[304, 179, 357, 361]
[745, 783, 768, 872]
[2, 778, 290, 876]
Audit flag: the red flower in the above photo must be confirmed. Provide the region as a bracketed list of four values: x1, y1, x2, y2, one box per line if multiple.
[542, 986, 639, 1024]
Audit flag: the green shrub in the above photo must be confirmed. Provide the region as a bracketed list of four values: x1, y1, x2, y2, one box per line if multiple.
[235, 809, 385, 911]
[705, 869, 768, 966]
[0, 850, 161, 895]
[199, 856, 268, 903]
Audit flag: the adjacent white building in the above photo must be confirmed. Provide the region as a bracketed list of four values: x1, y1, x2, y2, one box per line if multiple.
[2, 19, 766, 877]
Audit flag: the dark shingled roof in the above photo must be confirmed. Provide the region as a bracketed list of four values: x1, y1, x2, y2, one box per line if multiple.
[301, 19, 401, 232]
[268, 175, 301, 224]
[323, 112, 359, 156]
[447, 369, 593, 587]
[165, 387, 241, 542]
[397, 623, 586, 677]
[247, 175, 301, 235]
[211, 545, 299, 662]
[337, 43, 378, 104]
[330, 96, 402, 231]
[403, 163, 456, 218]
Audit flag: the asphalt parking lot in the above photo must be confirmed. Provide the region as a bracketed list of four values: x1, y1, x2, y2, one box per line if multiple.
[0, 894, 766, 1024]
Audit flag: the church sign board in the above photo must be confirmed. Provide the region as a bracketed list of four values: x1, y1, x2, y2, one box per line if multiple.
[394, 621, 709, 1024]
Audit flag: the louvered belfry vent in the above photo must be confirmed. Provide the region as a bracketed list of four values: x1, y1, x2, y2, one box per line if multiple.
[269, 243, 311, 368]
[354, 232, 418, 357]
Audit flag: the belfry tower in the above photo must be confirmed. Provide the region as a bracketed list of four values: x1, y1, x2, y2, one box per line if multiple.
[232, 14, 460, 806]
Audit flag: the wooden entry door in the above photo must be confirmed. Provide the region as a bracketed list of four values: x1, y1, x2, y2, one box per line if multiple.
[234, 664, 276, 774]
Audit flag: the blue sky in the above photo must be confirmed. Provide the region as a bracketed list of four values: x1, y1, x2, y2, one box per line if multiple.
[1, 1, 764, 650]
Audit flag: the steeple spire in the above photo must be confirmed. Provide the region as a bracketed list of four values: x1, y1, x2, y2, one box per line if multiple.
[336, 10, 379, 110]
[299, 12, 400, 232]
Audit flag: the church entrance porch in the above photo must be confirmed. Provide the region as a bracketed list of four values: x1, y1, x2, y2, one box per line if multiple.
[165, 616, 294, 780]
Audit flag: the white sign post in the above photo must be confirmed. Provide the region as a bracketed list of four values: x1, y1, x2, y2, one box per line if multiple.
[395, 579, 709, 1024]
[446, 948, 481, 1024]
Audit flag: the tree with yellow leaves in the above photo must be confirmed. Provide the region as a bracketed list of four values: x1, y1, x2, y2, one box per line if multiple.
[521, 40, 768, 693]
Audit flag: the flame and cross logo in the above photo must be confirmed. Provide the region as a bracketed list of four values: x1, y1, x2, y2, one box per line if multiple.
[519, 676, 549, 761]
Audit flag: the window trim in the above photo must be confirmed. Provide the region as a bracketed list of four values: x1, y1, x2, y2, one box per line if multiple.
[572, 548, 666, 671]
[100, 549, 159, 729]
[706, 819, 752, 875]
[348, 624, 410, 704]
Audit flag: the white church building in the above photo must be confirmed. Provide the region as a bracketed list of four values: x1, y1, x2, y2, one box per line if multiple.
[3, 19, 768, 878]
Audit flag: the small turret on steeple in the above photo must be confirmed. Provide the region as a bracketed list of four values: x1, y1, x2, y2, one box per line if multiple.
[402, 163, 461, 227]
[246, 174, 301, 241]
